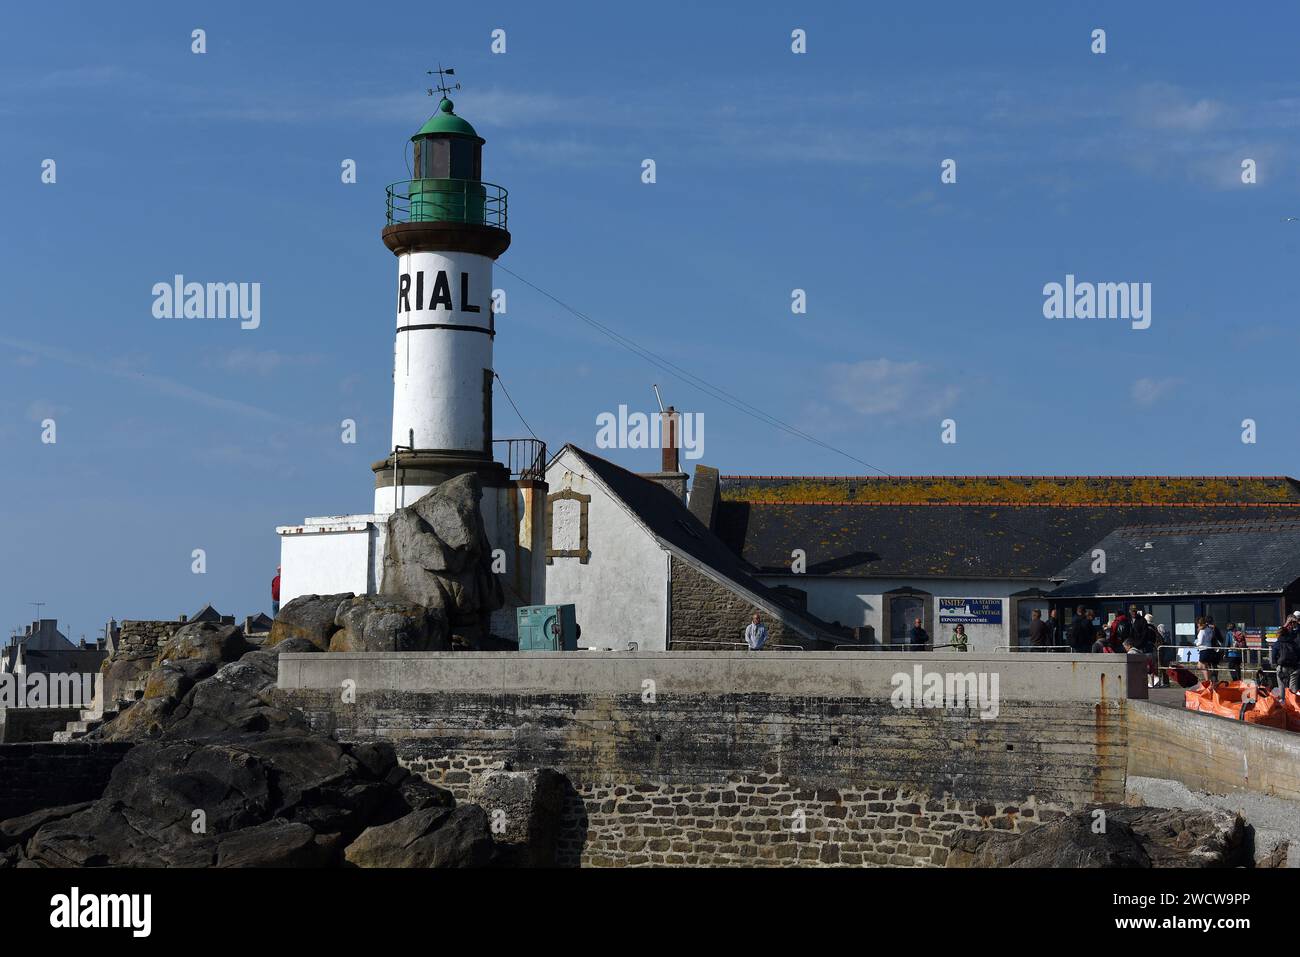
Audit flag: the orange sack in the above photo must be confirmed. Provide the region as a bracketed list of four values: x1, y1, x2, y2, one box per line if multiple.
[1183, 681, 1289, 730]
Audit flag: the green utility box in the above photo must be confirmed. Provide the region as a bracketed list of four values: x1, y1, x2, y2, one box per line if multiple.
[516, 604, 578, 651]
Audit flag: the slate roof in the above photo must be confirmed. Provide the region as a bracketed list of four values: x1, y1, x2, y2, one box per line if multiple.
[1049, 520, 1300, 598]
[19, 647, 108, 674]
[720, 475, 1300, 506]
[563, 447, 848, 642]
[714, 500, 1300, 581]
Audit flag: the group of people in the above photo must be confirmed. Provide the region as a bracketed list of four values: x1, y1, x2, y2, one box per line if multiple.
[1048, 604, 1300, 694]
[742, 606, 1300, 695]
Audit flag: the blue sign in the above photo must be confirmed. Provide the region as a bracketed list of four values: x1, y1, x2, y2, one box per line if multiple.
[938, 598, 1003, 624]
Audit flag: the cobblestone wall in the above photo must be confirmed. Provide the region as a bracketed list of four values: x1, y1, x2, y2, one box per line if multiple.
[286, 679, 1122, 867]
[114, 620, 181, 659]
[400, 753, 1058, 867]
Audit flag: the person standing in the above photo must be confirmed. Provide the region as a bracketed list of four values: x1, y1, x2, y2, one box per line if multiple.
[1110, 610, 1133, 649]
[908, 616, 931, 652]
[1225, 623, 1245, 682]
[744, 613, 768, 651]
[1028, 608, 1051, 651]
[1048, 607, 1063, 651]
[1068, 606, 1094, 654]
[1271, 619, 1300, 695]
[1130, 606, 1149, 652]
[272, 565, 281, 617]
[1196, 616, 1222, 683]
[950, 623, 968, 652]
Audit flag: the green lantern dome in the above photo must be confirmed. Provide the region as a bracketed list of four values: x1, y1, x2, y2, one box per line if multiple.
[412, 98, 481, 141]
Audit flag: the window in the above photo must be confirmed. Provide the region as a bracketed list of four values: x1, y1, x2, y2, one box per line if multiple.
[889, 595, 926, 648]
[449, 139, 478, 179]
[545, 489, 591, 564]
[1173, 603, 1196, 645]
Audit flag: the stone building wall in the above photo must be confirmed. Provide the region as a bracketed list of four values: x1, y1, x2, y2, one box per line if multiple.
[0, 742, 134, 820]
[668, 557, 812, 650]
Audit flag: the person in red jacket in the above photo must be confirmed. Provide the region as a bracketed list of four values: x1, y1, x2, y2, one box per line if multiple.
[272, 565, 281, 616]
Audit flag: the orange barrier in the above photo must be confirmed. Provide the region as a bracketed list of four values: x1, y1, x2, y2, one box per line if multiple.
[1287, 689, 1300, 734]
[1183, 681, 1289, 730]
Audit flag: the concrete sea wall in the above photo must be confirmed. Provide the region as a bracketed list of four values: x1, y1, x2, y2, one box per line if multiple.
[277, 651, 1143, 866]
[1127, 699, 1300, 801]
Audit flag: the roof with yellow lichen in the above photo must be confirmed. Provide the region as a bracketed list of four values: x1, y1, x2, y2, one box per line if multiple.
[711, 476, 1300, 581]
[719, 475, 1300, 506]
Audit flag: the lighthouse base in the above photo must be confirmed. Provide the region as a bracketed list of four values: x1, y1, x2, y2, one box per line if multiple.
[370, 449, 510, 514]
[275, 473, 548, 641]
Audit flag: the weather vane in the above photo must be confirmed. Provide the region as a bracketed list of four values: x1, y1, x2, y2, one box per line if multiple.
[426, 64, 460, 99]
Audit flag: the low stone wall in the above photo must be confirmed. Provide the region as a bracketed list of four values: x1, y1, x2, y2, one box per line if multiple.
[1127, 699, 1300, 801]
[0, 708, 81, 743]
[102, 619, 181, 703]
[278, 651, 1141, 866]
[0, 742, 134, 821]
[114, 619, 180, 659]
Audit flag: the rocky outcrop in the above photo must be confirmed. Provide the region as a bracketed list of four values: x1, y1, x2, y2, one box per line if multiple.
[0, 619, 561, 868]
[330, 595, 449, 652]
[157, 621, 250, 668]
[947, 804, 1249, 868]
[266, 593, 354, 650]
[344, 804, 494, 868]
[381, 474, 503, 644]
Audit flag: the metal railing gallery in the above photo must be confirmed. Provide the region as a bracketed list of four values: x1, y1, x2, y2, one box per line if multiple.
[386, 179, 508, 229]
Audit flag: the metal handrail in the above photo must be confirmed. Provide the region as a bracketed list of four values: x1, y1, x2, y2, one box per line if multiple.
[995, 644, 1074, 652]
[385, 179, 508, 229]
[670, 638, 807, 652]
[493, 438, 546, 481]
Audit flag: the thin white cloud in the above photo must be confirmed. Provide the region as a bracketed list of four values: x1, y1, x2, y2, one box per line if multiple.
[828, 358, 959, 418]
[1132, 376, 1182, 405]
[1129, 82, 1224, 132]
[205, 348, 322, 378]
[0, 338, 294, 425]
[25, 399, 63, 423]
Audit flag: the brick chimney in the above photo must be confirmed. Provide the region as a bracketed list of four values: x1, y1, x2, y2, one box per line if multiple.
[639, 405, 689, 502]
[661, 407, 680, 473]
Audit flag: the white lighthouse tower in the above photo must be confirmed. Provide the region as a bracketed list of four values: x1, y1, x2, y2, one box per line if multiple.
[373, 89, 512, 509]
[276, 75, 547, 629]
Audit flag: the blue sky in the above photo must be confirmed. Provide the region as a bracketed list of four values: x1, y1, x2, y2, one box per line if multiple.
[3, 1, 1299, 637]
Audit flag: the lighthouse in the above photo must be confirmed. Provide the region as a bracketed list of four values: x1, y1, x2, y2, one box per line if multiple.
[373, 93, 512, 510]
[276, 78, 547, 629]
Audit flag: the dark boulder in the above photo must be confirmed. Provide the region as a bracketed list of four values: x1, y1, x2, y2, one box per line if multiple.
[947, 804, 1247, 868]
[214, 821, 324, 868]
[330, 595, 449, 653]
[266, 593, 354, 650]
[156, 621, 249, 668]
[345, 804, 494, 868]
